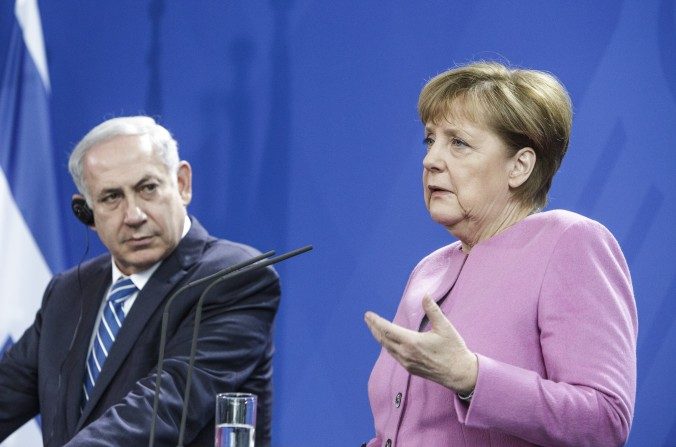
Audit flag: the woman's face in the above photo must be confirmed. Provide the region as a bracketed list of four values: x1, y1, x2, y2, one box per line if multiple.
[422, 108, 519, 242]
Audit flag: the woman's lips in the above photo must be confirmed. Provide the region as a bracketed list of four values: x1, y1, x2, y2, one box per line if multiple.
[428, 185, 453, 198]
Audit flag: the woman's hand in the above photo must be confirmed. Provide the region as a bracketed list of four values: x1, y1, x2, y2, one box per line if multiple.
[365, 296, 477, 395]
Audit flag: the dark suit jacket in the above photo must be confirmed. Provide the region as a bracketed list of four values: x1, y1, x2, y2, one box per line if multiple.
[0, 217, 280, 446]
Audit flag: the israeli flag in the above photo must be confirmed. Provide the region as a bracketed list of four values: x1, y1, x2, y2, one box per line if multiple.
[0, 0, 65, 444]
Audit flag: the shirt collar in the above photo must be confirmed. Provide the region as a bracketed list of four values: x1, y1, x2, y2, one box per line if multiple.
[110, 214, 192, 290]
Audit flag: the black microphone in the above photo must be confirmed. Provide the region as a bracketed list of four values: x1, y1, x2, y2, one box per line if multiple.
[148, 250, 276, 447]
[176, 245, 313, 447]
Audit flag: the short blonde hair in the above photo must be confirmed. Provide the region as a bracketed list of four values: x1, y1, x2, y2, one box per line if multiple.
[418, 61, 572, 210]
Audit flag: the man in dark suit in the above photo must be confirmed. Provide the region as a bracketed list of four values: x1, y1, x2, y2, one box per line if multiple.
[0, 116, 280, 446]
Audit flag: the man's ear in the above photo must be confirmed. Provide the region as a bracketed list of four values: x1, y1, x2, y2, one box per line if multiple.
[176, 161, 193, 206]
[71, 194, 95, 227]
[508, 147, 536, 189]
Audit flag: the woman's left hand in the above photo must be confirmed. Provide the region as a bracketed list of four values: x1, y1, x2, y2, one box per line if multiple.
[365, 296, 478, 395]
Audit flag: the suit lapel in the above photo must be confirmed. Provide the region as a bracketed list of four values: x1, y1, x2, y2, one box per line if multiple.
[410, 244, 468, 330]
[76, 217, 208, 430]
[63, 261, 110, 437]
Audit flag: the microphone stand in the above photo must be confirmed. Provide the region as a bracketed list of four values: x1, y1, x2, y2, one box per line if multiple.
[148, 250, 275, 447]
[148, 245, 313, 447]
[176, 245, 312, 446]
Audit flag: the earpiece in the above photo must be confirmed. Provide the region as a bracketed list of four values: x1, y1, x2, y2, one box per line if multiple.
[71, 197, 95, 226]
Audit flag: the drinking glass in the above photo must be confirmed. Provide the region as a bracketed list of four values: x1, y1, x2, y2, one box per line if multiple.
[214, 393, 257, 447]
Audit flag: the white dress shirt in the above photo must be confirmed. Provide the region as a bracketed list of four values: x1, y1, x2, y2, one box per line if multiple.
[86, 215, 191, 354]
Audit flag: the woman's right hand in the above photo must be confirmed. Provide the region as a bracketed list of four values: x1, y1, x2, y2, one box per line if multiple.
[365, 296, 478, 395]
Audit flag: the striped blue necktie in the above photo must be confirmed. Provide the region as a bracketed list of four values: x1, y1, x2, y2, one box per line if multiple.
[82, 277, 137, 404]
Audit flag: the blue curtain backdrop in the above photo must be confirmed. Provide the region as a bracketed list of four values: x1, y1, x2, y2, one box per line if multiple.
[1, 1, 674, 445]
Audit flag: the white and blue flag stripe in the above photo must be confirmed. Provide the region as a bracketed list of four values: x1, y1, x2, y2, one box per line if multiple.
[0, 0, 65, 445]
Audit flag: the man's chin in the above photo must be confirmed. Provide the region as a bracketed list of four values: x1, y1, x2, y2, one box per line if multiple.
[115, 250, 166, 275]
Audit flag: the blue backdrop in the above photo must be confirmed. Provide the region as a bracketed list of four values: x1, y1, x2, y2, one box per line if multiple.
[1, 1, 674, 445]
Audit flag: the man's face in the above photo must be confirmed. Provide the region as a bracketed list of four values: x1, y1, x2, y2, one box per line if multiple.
[83, 134, 192, 275]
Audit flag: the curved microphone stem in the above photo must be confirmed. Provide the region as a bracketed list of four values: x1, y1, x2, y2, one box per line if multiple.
[176, 245, 313, 447]
[148, 250, 275, 447]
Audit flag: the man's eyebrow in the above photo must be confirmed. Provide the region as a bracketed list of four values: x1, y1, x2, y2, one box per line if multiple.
[96, 175, 161, 198]
[134, 175, 161, 189]
[97, 186, 122, 198]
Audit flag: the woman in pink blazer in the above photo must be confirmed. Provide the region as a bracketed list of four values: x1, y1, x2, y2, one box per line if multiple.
[364, 62, 637, 447]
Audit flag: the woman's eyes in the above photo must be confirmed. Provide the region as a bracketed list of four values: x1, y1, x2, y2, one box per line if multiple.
[422, 136, 469, 150]
[451, 137, 469, 147]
